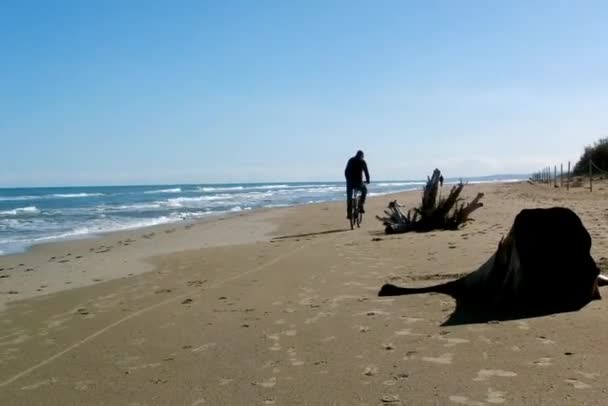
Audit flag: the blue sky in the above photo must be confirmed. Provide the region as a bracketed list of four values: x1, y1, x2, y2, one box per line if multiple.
[1, 1, 606, 187]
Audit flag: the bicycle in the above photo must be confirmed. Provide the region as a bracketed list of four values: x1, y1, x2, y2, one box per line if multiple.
[350, 187, 364, 230]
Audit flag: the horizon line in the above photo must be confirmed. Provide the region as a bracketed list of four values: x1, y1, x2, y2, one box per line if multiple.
[0, 173, 530, 190]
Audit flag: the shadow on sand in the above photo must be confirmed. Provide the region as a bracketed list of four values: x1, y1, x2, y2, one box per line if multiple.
[272, 229, 351, 240]
[438, 297, 593, 326]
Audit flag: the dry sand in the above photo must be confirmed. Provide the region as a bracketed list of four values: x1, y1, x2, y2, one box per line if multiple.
[0, 181, 607, 405]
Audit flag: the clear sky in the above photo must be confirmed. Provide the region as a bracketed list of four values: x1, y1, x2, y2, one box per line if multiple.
[1, 1, 606, 187]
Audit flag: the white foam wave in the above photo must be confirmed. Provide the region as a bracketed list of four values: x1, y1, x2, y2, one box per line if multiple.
[50, 193, 105, 198]
[166, 194, 236, 208]
[0, 215, 183, 247]
[251, 184, 289, 190]
[144, 188, 182, 194]
[200, 184, 294, 193]
[0, 195, 39, 201]
[200, 186, 244, 192]
[0, 206, 41, 216]
[101, 203, 164, 212]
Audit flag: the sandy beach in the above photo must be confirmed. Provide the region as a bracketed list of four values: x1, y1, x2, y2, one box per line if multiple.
[1, 181, 607, 405]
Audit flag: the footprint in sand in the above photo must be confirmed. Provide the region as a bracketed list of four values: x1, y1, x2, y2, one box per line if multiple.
[422, 353, 453, 365]
[564, 378, 591, 389]
[380, 395, 401, 403]
[537, 336, 556, 345]
[449, 395, 484, 406]
[473, 369, 517, 382]
[253, 377, 277, 388]
[191, 343, 216, 353]
[305, 311, 332, 324]
[486, 388, 508, 404]
[532, 357, 552, 367]
[356, 310, 391, 317]
[575, 371, 600, 380]
[363, 366, 379, 376]
[437, 337, 470, 347]
[74, 380, 95, 391]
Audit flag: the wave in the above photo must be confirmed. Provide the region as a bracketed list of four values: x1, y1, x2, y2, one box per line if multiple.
[0, 195, 39, 201]
[144, 188, 182, 194]
[199, 184, 295, 193]
[0, 192, 106, 201]
[251, 184, 289, 190]
[0, 206, 41, 216]
[49, 193, 105, 198]
[166, 195, 236, 208]
[99, 203, 164, 212]
[0, 209, 224, 253]
[199, 186, 244, 192]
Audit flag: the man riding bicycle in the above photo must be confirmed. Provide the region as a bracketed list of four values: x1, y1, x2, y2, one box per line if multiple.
[345, 150, 370, 219]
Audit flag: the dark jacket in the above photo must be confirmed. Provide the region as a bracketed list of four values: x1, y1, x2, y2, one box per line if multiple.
[345, 157, 370, 185]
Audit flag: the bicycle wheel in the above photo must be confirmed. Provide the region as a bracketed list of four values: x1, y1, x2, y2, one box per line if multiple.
[350, 197, 356, 230]
[356, 197, 363, 228]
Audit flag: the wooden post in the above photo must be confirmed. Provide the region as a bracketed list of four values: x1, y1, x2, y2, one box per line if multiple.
[554, 166, 557, 188]
[589, 159, 593, 192]
[567, 161, 570, 191]
[560, 163, 563, 188]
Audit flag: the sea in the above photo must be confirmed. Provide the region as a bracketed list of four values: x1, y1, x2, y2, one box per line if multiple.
[0, 176, 524, 255]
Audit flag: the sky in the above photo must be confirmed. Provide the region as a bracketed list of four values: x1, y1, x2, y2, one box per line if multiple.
[1, 1, 607, 187]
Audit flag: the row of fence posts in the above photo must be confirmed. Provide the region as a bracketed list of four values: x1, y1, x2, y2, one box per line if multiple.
[530, 160, 596, 192]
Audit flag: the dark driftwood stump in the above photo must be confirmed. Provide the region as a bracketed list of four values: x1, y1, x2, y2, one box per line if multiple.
[379, 207, 607, 325]
[376, 169, 484, 234]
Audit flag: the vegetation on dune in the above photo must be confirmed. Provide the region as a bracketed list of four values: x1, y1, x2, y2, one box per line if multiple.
[573, 137, 608, 175]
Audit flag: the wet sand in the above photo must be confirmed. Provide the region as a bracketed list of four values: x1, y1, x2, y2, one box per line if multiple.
[1, 181, 607, 405]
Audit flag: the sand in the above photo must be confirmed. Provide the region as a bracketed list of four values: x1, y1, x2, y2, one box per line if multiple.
[1, 181, 607, 405]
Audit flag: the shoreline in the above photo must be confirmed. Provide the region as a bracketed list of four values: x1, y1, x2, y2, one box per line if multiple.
[0, 179, 526, 258]
[0, 186, 436, 311]
[0, 181, 547, 312]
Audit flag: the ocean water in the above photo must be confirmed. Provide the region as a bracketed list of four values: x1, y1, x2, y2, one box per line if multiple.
[0, 176, 523, 255]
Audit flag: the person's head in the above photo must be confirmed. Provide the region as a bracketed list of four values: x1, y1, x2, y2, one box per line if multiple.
[356, 150, 364, 160]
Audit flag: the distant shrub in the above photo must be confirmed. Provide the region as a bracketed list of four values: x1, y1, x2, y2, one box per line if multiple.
[573, 138, 608, 175]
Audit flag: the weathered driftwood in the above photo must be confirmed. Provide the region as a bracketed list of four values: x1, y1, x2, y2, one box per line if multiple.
[378, 207, 607, 325]
[376, 169, 484, 234]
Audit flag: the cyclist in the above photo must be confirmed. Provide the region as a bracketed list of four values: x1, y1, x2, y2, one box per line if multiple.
[345, 150, 370, 219]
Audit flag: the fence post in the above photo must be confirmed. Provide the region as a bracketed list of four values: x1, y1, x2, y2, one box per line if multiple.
[589, 159, 593, 192]
[567, 161, 570, 191]
[560, 163, 563, 188]
[554, 166, 557, 188]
